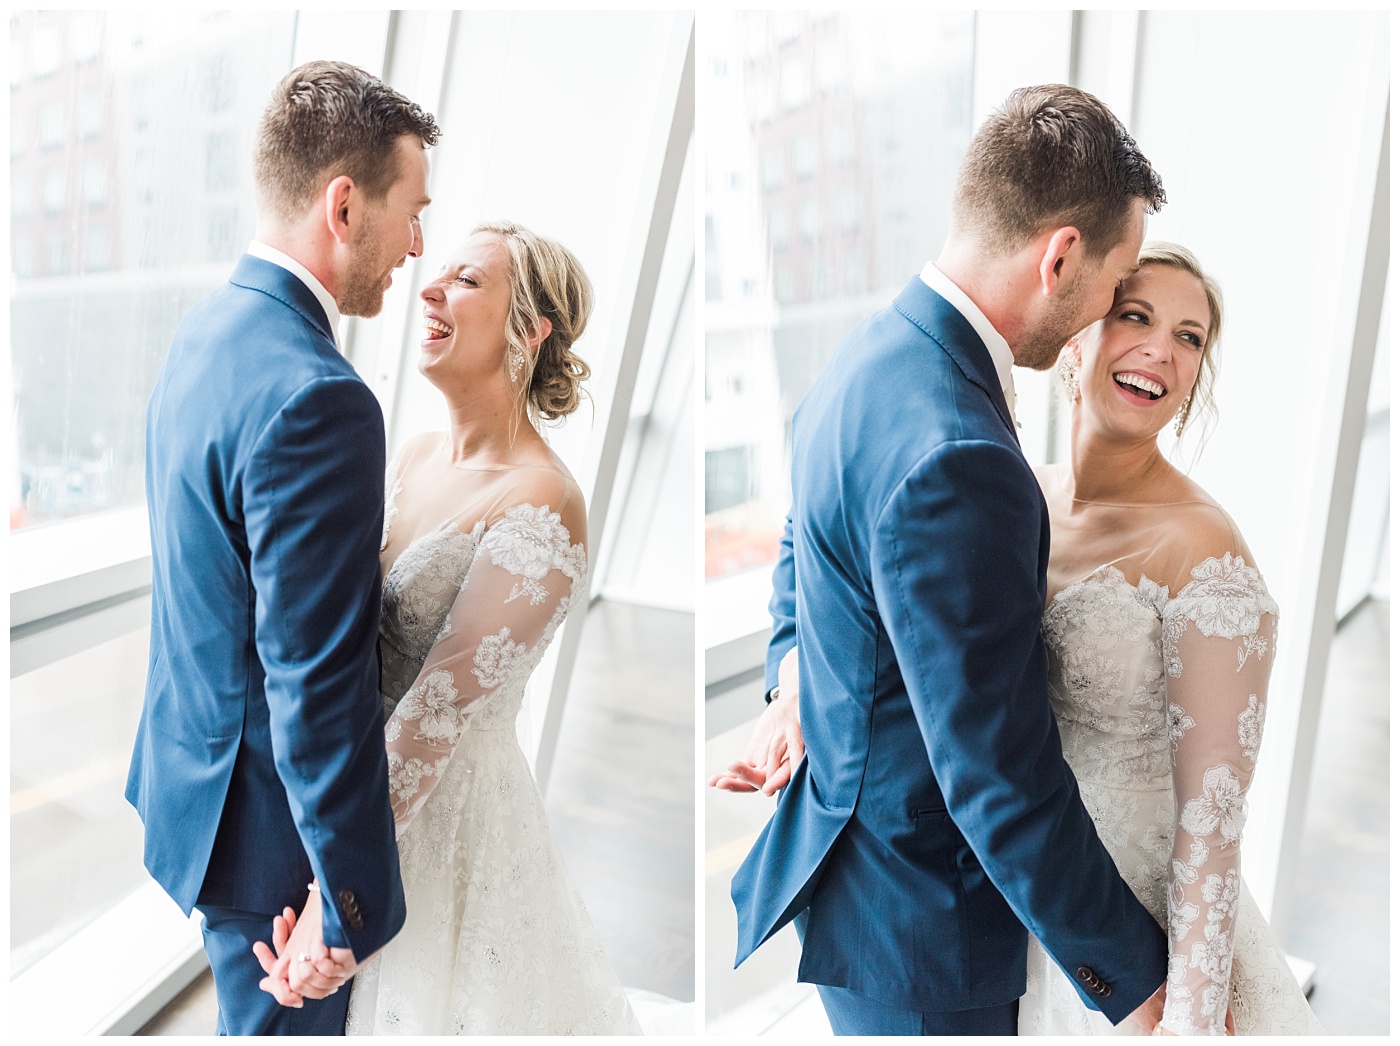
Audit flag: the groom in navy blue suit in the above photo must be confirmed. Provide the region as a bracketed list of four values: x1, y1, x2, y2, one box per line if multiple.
[126, 62, 439, 1035]
[720, 86, 1172, 1034]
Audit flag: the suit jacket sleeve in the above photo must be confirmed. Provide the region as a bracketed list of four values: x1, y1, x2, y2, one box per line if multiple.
[244, 375, 405, 957]
[764, 514, 797, 695]
[870, 438, 1167, 1023]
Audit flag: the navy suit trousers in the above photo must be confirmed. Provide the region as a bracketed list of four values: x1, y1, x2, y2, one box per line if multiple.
[796, 910, 1020, 1035]
[816, 984, 1019, 1036]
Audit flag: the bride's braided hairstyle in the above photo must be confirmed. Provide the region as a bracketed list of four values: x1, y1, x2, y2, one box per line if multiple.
[473, 221, 593, 437]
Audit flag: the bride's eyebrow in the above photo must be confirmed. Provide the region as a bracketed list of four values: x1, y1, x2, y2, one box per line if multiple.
[1116, 297, 1154, 311]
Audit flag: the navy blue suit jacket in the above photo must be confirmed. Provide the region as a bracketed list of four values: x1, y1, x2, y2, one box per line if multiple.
[127, 255, 405, 957]
[731, 277, 1166, 1020]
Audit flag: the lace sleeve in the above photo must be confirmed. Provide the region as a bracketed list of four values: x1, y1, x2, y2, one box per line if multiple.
[383, 503, 587, 835]
[1159, 553, 1278, 1035]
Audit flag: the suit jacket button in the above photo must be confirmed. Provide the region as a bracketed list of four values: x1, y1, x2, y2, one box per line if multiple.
[1076, 966, 1094, 984]
[338, 888, 363, 928]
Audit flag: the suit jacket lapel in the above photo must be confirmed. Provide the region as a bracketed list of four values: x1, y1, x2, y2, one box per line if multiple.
[892, 276, 1019, 442]
[228, 255, 338, 347]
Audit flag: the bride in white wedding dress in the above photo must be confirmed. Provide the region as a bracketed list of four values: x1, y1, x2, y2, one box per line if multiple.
[1018, 243, 1322, 1035]
[342, 221, 641, 1035]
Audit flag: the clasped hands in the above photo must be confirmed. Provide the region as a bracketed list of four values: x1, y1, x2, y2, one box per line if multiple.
[252, 883, 360, 1008]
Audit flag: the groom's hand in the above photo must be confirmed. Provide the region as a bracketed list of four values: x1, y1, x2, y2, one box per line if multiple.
[252, 906, 304, 1008]
[707, 689, 804, 796]
[253, 886, 357, 1006]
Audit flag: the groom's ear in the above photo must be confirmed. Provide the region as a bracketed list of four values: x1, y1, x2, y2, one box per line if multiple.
[323, 176, 356, 246]
[1038, 226, 1083, 297]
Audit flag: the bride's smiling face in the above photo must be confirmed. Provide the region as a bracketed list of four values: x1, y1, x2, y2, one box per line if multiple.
[417, 232, 513, 387]
[1071, 263, 1211, 440]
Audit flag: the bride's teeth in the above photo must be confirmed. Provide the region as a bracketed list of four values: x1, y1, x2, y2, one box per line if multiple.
[1114, 373, 1165, 399]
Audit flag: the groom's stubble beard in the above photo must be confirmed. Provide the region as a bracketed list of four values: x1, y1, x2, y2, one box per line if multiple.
[339, 209, 391, 319]
[1015, 265, 1093, 372]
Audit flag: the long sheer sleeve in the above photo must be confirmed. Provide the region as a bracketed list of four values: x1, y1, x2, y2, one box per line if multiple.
[383, 503, 587, 835]
[1159, 552, 1279, 1035]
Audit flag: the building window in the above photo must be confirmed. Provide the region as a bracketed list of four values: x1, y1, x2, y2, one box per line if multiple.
[791, 133, 817, 181]
[45, 231, 69, 275]
[39, 100, 65, 149]
[705, 446, 752, 514]
[11, 110, 27, 158]
[130, 78, 149, 133]
[12, 234, 36, 278]
[205, 130, 238, 191]
[30, 25, 61, 78]
[207, 206, 240, 261]
[759, 147, 783, 192]
[768, 207, 789, 252]
[78, 87, 104, 139]
[798, 196, 820, 246]
[71, 15, 102, 65]
[42, 168, 66, 215]
[203, 52, 235, 113]
[10, 36, 26, 87]
[84, 225, 111, 271]
[11, 174, 32, 220]
[82, 158, 107, 208]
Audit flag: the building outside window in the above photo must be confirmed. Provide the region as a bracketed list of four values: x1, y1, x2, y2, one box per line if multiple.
[703, 11, 974, 585]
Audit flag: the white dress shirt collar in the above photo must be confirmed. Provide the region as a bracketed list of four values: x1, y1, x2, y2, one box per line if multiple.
[247, 240, 343, 350]
[919, 260, 1017, 426]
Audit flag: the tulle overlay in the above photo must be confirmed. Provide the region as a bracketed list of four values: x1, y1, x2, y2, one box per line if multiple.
[345, 725, 639, 1034]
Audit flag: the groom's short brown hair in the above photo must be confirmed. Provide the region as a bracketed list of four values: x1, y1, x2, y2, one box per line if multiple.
[254, 60, 441, 223]
[952, 84, 1165, 261]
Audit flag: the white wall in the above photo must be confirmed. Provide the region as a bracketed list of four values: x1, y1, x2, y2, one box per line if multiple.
[384, 12, 688, 472]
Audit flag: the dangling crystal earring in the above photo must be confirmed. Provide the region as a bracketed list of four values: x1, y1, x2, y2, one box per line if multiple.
[507, 345, 525, 381]
[1056, 352, 1080, 402]
[1173, 393, 1193, 438]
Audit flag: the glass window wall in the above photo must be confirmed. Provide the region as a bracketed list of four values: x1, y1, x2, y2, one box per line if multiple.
[9, 10, 296, 533]
[702, 11, 975, 585]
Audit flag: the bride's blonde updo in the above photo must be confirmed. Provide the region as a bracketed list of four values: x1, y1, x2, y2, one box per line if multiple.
[1135, 241, 1224, 437]
[473, 220, 593, 425]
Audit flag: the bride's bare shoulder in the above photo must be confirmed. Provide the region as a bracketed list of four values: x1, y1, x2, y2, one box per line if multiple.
[1155, 476, 1259, 588]
[489, 461, 587, 541]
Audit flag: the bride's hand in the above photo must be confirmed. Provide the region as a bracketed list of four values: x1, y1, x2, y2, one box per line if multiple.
[707, 649, 804, 796]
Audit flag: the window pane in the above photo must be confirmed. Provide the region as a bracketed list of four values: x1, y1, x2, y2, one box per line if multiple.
[10, 628, 151, 975]
[9, 10, 296, 531]
[703, 11, 975, 580]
